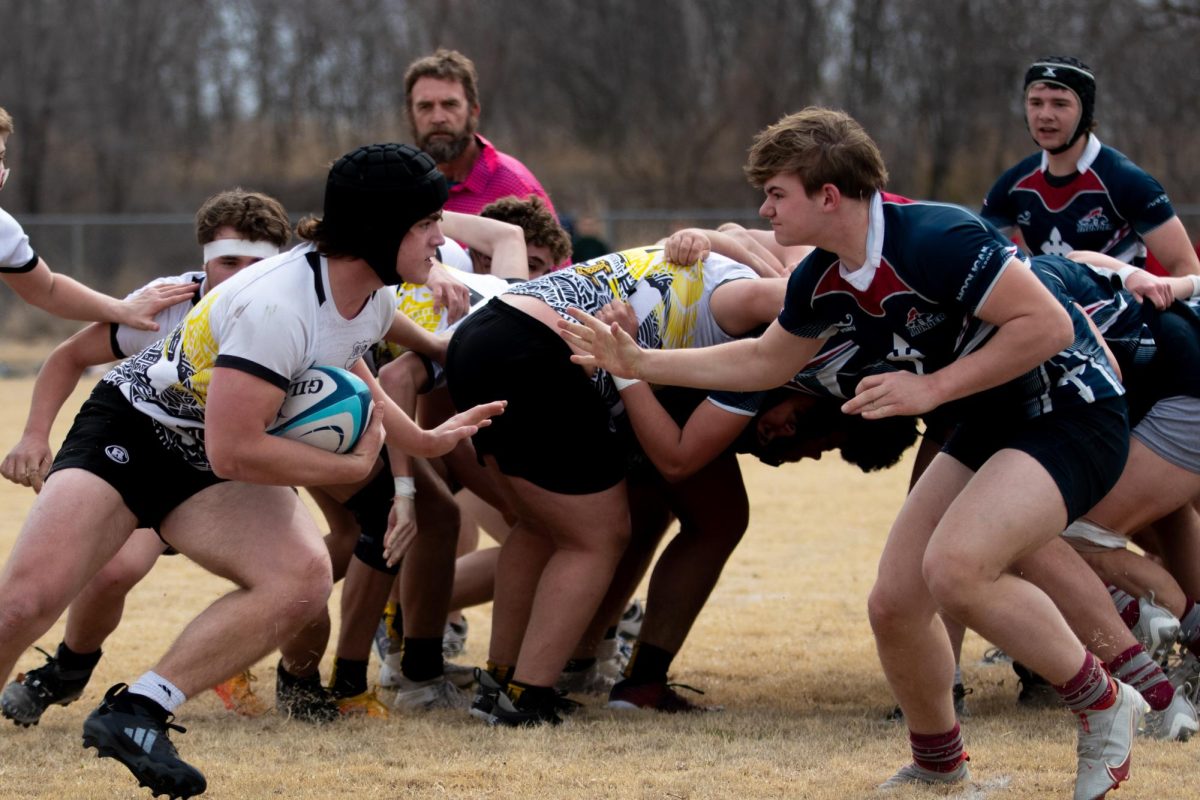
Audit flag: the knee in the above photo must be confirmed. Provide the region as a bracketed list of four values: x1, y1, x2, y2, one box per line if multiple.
[867, 580, 913, 638]
[921, 549, 988, 618]
[87, 558, 147, 600]
[271, 551, 334, 628]
[0, 583, 60, 638]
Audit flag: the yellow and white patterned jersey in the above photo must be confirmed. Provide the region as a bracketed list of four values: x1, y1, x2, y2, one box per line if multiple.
[506, 246, 760, 413]
[104, 244, 396, 469]
[507, 246, 757, 352]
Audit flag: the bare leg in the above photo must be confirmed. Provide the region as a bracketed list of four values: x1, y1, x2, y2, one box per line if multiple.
[64, 529, 167, 654]
[637, 452, 749, 654]
[151, 483, 332, 698]
[1014, 537, 1140, 662]
[0, 470, 137, 685]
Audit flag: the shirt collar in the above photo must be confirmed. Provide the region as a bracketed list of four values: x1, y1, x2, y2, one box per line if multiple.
[839, 191, 884, 291]
[1039, 133, 1102, 174]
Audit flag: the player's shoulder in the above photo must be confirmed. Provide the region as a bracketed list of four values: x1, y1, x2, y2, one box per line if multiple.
[990, 152, 1043, 190]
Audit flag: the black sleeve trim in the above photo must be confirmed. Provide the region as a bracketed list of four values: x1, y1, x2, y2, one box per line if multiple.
[109, 323, 125, 359]
[213, 354, 290, 390]
[0, 251, 40, 274]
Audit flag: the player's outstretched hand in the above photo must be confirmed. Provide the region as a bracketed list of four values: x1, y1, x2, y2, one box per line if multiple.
[384, 495, 418, 567]
[559, 307, 644, 378]
[0, 435, 52, 492]
[427, 263, 471, 323]
[1122, 269, 1176, 310]
[118, 281, 200, 331]
[419, 400, 506, 458]
[843, 371, 937, 419]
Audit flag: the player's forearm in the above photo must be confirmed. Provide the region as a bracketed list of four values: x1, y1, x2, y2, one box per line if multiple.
[22, 349, 91, 440]
[209, 432, 372, 485]
[4, 263, 124, 323]
[621, 386, 741, 482]
[634, 338, 794, 393]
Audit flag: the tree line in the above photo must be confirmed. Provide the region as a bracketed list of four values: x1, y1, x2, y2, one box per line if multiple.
[1, 0, 1198, 313]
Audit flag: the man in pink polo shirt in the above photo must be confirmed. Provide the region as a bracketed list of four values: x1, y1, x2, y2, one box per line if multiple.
[404, 49, 556, 217]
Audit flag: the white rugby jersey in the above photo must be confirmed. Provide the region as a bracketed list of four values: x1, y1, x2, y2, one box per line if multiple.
[0, 208, 37, 272]
[104, 244, 395, 469]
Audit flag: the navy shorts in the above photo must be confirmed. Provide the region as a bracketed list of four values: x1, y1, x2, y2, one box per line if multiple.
[445, 298, 628, 495]
[48, 381, 225, 531]
[942, 397, 1129, 522]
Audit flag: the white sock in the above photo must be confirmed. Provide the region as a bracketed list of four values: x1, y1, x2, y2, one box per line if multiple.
[128, 671, 187, 714]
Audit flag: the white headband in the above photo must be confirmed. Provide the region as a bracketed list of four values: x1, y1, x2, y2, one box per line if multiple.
[202, 238, 280, 263]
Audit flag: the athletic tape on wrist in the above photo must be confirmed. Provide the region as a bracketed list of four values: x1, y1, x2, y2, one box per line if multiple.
[393, 475, 416, 499]
[612, 375, 642, 391]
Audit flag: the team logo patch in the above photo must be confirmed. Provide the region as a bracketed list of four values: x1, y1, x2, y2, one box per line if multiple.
[105, 445, 130, 464]
[1041, 226, 1073, 257]
[904, 307, 945, 337]
[1076, 207, 1112, 233]
[1017, 211, 1032, 226]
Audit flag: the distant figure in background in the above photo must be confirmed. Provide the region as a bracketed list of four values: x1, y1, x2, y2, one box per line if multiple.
[0, 106, 195, 329]
[404, 49, 556, 217]
[568, 213, 612, 263]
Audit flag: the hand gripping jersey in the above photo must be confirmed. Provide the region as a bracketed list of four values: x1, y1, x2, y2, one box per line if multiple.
[779, 193, 1123, 422]
[506, 246, 761, 415]
[111, 271, 206, 358]
[982, 135, 1175, 266]
[0, 208, 38, 273]
[104, 244, 396, 469]
[1031, 254, 1200, 422]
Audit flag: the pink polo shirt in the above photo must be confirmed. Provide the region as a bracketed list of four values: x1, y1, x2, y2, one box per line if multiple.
[444, 134, 556, 218]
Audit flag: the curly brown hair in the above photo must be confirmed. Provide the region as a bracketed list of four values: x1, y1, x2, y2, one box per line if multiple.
[195, 189, 290, 248]
[480, 195, 572, 264]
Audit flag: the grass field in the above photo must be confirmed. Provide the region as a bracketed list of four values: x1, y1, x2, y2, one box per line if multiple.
[0, 375, 1191, 799]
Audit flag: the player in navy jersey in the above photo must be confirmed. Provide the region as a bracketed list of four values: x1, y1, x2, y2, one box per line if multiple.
[563, 107, 1144, 798]
[982, 56, 1199, 277]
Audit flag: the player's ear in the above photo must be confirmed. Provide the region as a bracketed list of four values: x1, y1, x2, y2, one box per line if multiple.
[821, 184, 842, 212]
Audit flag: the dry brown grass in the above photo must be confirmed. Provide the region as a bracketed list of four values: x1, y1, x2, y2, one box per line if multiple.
[0, 375, 1191, 799]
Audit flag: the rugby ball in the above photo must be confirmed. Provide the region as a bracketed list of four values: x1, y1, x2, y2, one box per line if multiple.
[269, 366, 372, 453]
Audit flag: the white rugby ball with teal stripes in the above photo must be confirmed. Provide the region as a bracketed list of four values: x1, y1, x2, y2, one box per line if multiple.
[270, 366, 372, 453]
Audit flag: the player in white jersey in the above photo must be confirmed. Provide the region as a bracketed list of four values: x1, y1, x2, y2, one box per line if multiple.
[0, 144, 503, 798]
[0, 189, 291, 726]
[0, 106, 196, 328]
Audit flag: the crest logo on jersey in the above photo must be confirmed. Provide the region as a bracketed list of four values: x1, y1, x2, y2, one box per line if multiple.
[105, 445, 130, 464]
[1017, 211, 1032, 227]
[1040, 227, 1073, 257]
[1076, 207, 1112, 233]
[813, 260, 915, 318]
[904, 307, 945, 338]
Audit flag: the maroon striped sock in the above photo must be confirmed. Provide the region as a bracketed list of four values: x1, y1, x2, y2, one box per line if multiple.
[910, 723, 966, 773]
[1109, 645, 1173, 711]
[1056, 652, 1116, 712]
